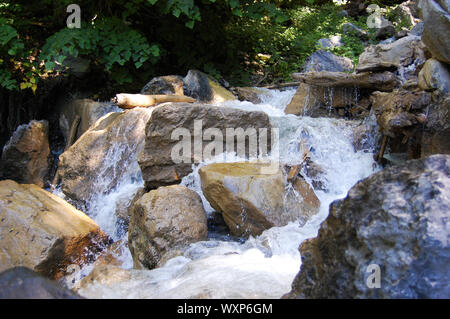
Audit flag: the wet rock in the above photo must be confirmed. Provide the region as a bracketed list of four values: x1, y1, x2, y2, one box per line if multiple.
[231, 87, 263, 104]
[115, 188, 145, 227]
[302, 50, 354, 73]
[198, 162, 319, 238]
[183, 70, 236, 103]
[128, 185, 208, 269]
[0, 120, 50, 187]
[140, 75, 184, 95]
[421, 94, 450, 156]
[58, 108, 152, 207]
[356, 35, 425, 72]
[0, 180, 110, 279]
[292, 71, 399, 91]
[285, 155, 450, 299]
[420, 0, 450, 64]
[0, 267, 82, 299]
[371, 89, 431, 138]
[58, 99, 119, 144]
[418, 58, 450, 93]
[73, 264, 131, 293]
[138, 103, 272, 189]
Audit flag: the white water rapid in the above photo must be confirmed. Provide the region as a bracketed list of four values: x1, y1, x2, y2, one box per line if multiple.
[58, 88, 380, 298]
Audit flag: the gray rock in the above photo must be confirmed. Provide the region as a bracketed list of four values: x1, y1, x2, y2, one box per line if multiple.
[420, 0, 450, 63]
[138, 103, 272, 190]
[140, 75, 184, 95]
[286, 155, 450, 299]
[0, 267, 83, 299]
[373, 17, 396, 39]
[342, 23, 368, 39]
[302, 50, 354, 73]
[183, 70, 235, 103]
[316, 36, 344, 49]
[418, 58, 450, 93]
[409, 21, 424, 36]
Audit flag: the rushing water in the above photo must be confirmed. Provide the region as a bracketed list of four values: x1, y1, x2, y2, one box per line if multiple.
[58, 88, 380, 298]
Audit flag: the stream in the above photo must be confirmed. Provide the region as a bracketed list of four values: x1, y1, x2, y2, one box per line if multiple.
[56, 88, 380, 298]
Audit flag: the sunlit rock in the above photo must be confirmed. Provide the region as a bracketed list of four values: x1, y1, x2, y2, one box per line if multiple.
[128, 185, 208, 269]
[0, 180, 110, 279]
[183, 70, 236, 103]
[199, 162, 320, 237]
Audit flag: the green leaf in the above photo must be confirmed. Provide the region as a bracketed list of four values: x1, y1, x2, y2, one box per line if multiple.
[185, 20, 195, 29]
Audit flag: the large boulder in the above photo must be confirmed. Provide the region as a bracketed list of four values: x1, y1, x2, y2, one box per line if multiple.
[0, 180, 110, 279]
[128, 185, 208, 269]
[138, 103, 272, 189]
[183, 70, 236, 103]
[140, 75, 184, 95]
[231, 87, 264, 104]
[58, 99, 119, 144]
[0, 120, 50, 187]
[0, 267, 83, 299]
[57, 108, 152, 207]
[418, 58, 450, 93]
[301, 50, 354, 73]
[286, 155, 450, 299]
[420, 0, 450, 64]
[198, 162, 320, 237]
[356, 35, 425, 72]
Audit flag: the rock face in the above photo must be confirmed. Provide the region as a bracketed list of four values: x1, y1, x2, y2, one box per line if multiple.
[373, 17, 395, 40]
[418, 58, 450, 93]
[128, 185, 208, 269]
[138, 103, 272, 189]
[183, 70, 236, 103]
[301, 50, 354, 73]
[58, 108, 152, 207]
[0, 120, 50, 187]
[371, 89, 431, 138]
[292, 71, 399, 91]
[199, 162, 320, 237]
[0, 180, 110, 279]
[140, 75, 184, 95]
[58, 99, 119, 143]
[286, 155, 450, 299]
[420, 0, 450, 64]
[0, 267, 83, 299]
[421, 95, 450, 156]
[356, 35, 425, 72]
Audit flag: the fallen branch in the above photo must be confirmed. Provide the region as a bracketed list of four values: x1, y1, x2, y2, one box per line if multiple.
[258, 82, 301, 89]
[113, 94, 196, 109]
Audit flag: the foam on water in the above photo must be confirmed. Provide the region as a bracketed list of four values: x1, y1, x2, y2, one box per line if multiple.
[63, 89, 379, 298]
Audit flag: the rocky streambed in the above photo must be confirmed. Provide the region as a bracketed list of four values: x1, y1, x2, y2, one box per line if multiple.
[0, 0, 449, 299]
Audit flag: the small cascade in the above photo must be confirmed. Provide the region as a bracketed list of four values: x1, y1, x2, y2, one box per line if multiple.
[64, 88, 380, 298]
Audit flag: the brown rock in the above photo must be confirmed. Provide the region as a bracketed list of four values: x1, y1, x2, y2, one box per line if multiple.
[0, 180, 110, 279]
[128, 185, 208, 269]
[138, 103, 272, 189]
[0, 120, 50, 187]
[198, 162, 320, 237]
[140, 75, 184, 95]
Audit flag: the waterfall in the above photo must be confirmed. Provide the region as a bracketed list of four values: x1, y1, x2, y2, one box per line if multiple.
[58, 88, 380, 298]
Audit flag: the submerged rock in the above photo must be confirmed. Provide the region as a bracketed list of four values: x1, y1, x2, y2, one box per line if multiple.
[128, 185, 208, 269]
[140, 75, 184, 95]
[0, 180, 110, 279]
[58, 108, 152, 208]
[0, 267, 82, 299]
[183, 70, 236, 103]
[0, 120, 50, 187]
[138, 103, 272, 189]
[286, 155, 450, 299]
[420, 0, 450, 64]
[199, 162, 320, 237]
